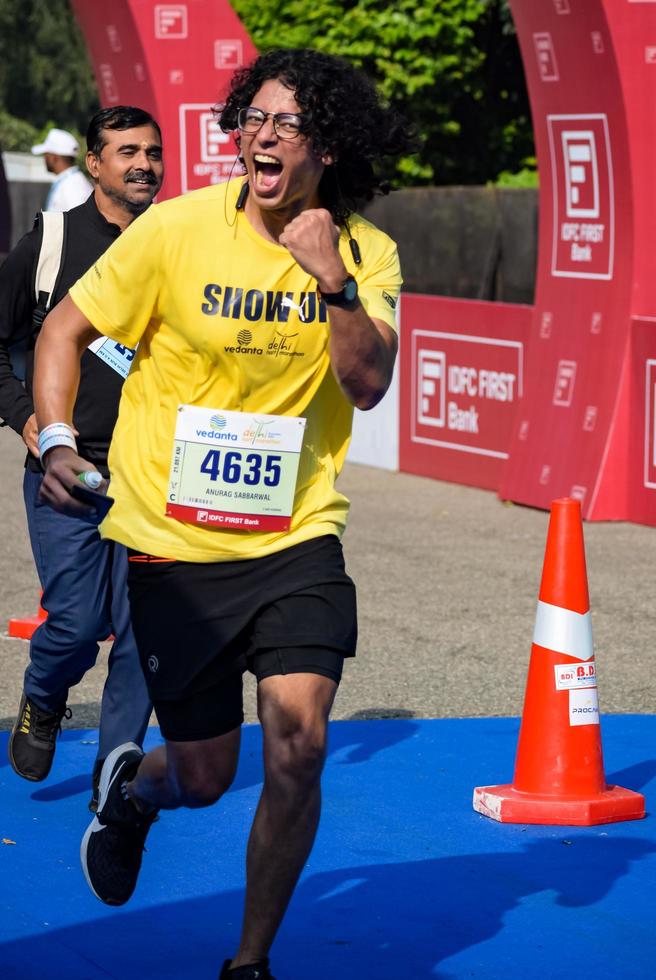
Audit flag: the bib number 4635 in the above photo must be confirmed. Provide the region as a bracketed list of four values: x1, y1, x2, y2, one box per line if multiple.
[200, 449, 282, 487]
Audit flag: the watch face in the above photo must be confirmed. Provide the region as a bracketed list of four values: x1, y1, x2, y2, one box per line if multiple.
[343, 277, 358, 302]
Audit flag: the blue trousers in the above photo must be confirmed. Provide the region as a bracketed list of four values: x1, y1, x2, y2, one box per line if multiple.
[22, 469, 151, 764]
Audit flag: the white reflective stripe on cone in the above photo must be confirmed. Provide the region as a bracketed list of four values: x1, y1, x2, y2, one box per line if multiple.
[532, 599, 594, 661]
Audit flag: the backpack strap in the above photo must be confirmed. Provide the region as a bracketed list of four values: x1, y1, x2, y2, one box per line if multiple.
[33, 210, 66, 330]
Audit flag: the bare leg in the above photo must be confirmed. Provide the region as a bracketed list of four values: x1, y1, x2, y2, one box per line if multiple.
[126, 727, 241, 811]
[231, 673, 337, 968]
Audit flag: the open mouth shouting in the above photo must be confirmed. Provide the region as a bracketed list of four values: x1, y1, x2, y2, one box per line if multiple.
[253, 154, 283, 194]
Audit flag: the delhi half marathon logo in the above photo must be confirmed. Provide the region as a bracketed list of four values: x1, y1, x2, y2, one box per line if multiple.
[267, 329, 303, 358]
[243, 417, 283, 446]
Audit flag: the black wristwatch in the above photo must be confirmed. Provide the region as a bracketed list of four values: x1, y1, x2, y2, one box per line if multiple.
[317, 275, 358, 306]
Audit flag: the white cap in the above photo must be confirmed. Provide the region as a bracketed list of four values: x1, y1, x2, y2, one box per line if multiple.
[31, 128, 79, 157]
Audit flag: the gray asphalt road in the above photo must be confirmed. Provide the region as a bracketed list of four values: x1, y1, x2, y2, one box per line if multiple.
[1, 425, 654, 734]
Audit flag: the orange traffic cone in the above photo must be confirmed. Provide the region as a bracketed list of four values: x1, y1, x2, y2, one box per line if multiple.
[8, 595, 114, 642]
[473, 497, 645, 825]
[8, 595, 47, 640]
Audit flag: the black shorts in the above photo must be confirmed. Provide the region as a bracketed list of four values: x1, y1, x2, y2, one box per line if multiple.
[127, 535, 357, 741]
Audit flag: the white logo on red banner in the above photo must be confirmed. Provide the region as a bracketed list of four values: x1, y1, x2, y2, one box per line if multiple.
[533, 33, 559, 81]
[548, 114, 614, 280]
[553, 360, 577, 406]
[590, 312, 602, 334]
[106, 25, 122, 52]
[645, 47, 656, 64]
[99, 64, 119, 104]
[643, 360, 656, 489]
[583, 406, 597, 431]
[170, 69, 184, 84]
[179, 105, 237, 193]
[134, 63, 146, 83]
[570, 485, 587, 502]
[553, 0, 570, 12]
[591, 32, 605, 55]
[155, 5, 188, 38]
[539, 464, 551, 485]
[540, 311, 553, 339]
[411, 331, 523, 459]
[215, 40, 244, 69]
[417, 350, 446, 427]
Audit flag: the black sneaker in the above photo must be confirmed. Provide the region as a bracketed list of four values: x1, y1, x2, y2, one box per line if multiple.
[8, 693, 71, 781]
[88, 758, 104, 813]
[80, 742, 158, 906]
[219, 959, 275, 979]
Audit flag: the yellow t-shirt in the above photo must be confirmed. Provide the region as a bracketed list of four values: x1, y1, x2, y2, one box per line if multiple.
[70, 180, 401, 562]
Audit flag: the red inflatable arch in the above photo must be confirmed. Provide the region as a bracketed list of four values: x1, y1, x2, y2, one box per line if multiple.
[498, 0, 656, 523]
[398, 0, 656, 524]
[70, 0, 257, 201]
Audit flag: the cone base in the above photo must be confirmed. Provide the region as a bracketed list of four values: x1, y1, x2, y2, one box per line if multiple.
[473, 783, 646, 826]
[7, 615, 45, 640]
[7, 618, 113, 642]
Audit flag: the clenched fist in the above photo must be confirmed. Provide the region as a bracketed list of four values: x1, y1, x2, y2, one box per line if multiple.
[278, 209, 348, 291]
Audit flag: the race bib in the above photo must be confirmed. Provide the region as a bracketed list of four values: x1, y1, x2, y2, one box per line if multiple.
[165, 405, 306, 531]
[88, 336, 136, 379]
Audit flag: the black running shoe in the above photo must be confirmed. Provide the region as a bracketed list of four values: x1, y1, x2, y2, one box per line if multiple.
[219, 959, 275, 979]
[80, 742, 158, 905]
[8, 693, 71, 781]
[88, 758, 104, 813]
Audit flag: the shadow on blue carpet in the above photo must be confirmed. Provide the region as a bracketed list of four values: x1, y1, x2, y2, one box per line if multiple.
[1, 717, 655, 979]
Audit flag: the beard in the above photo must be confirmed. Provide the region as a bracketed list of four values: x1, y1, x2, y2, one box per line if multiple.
[99, 172, 158, 215]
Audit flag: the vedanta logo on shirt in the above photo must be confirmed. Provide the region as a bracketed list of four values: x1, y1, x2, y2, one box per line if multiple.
[201, 285, 328, 324]
[224, 329, 264, 356]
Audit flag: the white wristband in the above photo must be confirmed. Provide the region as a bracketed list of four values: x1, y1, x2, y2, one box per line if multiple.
[38, 423, 77, 459]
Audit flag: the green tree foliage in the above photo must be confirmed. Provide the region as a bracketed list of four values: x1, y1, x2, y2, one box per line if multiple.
[230, 0, 534, 186]
[0, 0, 98, 147]
[0, 112, 40, 153]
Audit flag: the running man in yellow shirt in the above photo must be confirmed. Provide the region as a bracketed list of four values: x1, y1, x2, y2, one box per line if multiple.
[33, 48, 414, 980]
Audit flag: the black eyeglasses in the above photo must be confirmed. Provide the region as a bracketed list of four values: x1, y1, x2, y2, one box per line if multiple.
[237, 106, 307, 140]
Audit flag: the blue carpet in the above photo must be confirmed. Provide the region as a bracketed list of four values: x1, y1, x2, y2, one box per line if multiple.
[1, 716, 655, 978]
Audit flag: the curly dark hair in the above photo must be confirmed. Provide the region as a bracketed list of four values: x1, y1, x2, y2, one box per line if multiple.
[218, 49, 416, 225]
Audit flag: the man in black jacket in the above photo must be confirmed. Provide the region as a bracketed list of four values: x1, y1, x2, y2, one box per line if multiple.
[0, 106, 163, 809]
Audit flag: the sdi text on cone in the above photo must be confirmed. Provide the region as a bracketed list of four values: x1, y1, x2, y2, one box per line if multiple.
[473, 497, 645, 826]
